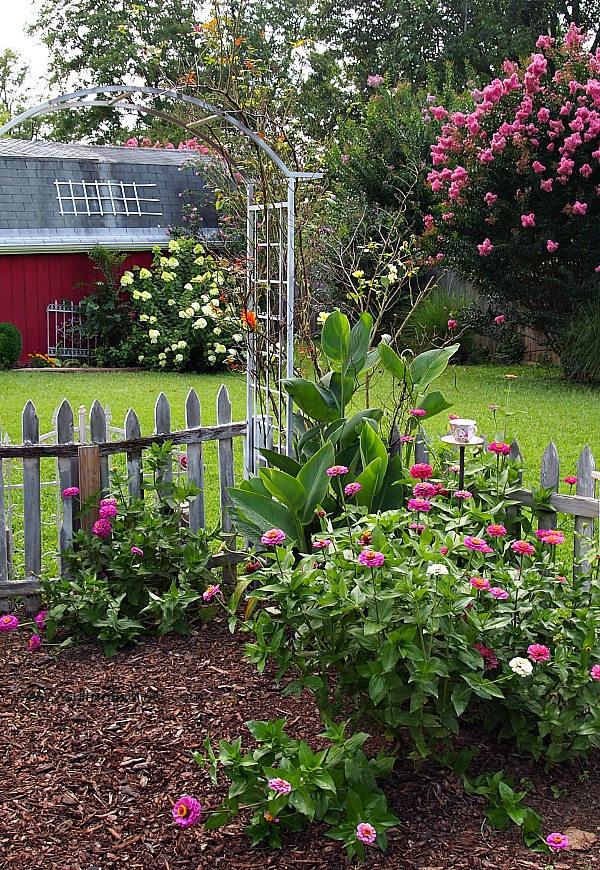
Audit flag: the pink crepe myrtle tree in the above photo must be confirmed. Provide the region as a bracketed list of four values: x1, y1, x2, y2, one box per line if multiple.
[423, 24, 600, 352]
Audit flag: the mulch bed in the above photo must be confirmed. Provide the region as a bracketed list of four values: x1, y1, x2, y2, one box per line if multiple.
[2, 616, 600, 870]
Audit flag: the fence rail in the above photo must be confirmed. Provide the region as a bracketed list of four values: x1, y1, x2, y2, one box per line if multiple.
[0, 385, 246, 611]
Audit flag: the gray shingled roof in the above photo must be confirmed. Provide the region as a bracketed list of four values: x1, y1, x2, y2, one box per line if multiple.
[0, 138, 208, 165]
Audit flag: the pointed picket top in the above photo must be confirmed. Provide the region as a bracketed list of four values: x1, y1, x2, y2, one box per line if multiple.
[217, 384, 232, 422]
[124, 407, 141, 439]
[155, 392, 171, 434]
[78, 404, 87, 443]
[90, 400, 107, 442]
[509, 439, 522, 463]
[540, 441, 559, 490]
[104, 405, 112, 429]
[185, 388, 201, 428]
[22, 400, 39, 444]
[56, 399, 74, 444]
[576, 445, 595, 497]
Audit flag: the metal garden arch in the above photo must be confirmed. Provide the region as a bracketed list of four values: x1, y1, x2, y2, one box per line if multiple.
[0, 86, 321, 476]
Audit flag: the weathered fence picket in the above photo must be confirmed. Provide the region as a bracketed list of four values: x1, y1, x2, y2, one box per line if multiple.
[185, 388, 205, 533]
[56, 399, 75, 574]
[574, 445, 596, 573]
[538, 441, 559, 532]
[125, 408, 143, 501]
[22, 401, 41, 580]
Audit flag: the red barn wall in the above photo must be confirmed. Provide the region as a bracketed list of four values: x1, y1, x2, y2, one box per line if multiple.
[0, 251, 154, 364]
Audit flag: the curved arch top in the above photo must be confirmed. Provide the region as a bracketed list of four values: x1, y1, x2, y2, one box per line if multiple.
[0, 85, 318, 180]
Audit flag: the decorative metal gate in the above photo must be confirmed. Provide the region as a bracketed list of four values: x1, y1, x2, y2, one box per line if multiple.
[46, 300, 95, 361]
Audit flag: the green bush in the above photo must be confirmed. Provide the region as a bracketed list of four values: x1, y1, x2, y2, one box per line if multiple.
[560, 295, 600, 384]
[0, 322, 22, 368]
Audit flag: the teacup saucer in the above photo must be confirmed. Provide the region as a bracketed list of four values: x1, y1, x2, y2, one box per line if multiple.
[440, 434, 484, 447]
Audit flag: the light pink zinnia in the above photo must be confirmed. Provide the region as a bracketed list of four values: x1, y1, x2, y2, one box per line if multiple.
[268, 777, 292, 795]
[28, 635, 42, 651]
[261, 528, 286, 546]
[470, 576, 491, 591]
[358, 549, 385, 568]
[92, 519, 112, 539]
[327, 465, 349, 476]
[528, 643, 550, 662]
[408, 498, 431, 512]
[410, 463, 433, 480]
[410, 522, 426, 533]
[464, 536, 488, 552]
[511, 540, 535, 556]
[172, 796, 202, 827]
[546, 832, 569, 851]
[356, 822, 377, 844]
[591, 665, 600, 681]
[490, 587, 508, 599]
[344, 482, 362, 496]
[487, 524, 507, 537]
[203, 584, 220, 602]
[312, 539, 332, 549]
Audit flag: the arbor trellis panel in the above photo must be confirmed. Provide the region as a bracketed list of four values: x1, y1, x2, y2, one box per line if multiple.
[0, 386, 246, 612]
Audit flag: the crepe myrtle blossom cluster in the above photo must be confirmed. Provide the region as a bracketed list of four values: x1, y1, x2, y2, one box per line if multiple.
[424, 25, 600, 285]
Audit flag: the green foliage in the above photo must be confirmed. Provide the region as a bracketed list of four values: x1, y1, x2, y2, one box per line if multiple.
[0, 322, 22, 369]
[40, 443, 215, 656]
[78, 246, 134, 367]
[561, 296, 600, 384]
[464, 771, 543, 847]
[194, 718, 399, 860]
[235, 445, 600, 763]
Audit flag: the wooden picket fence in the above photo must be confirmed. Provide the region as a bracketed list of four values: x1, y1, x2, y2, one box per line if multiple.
[0, 385, 246, 611]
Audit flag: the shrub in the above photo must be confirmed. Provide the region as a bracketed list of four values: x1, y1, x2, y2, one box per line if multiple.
[560, 296, 600, 383]
[0, 322, 22, 368]
[78, 246, 135, 367]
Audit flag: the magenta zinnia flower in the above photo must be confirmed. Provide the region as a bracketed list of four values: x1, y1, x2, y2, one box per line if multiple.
[410, 522, 426, 533]
[488, 442, 510, 455]
[413, 482, 436, 498]
[203, 584, 220, 602]
[344, 482, 362, 496]
[0, 614, 19, 631]
[28, 635, 42, 651]
[410, 463, 433, 480]
[409, 408, 426, 417]
[130, 546, 144, 556]
[261, 528, 286, 546]
[172, 796, 202, 827]
[470, 576, 490, 591]
[99, 504, 117, 520]
[528, 643, 550, 662]
[487, 524, 507, 537]
[546, 832, 569, 851]
[564, 476, 578, 485]
[591, 665, 600, 681]
[268, 777, 292, 795]
[356, 822, 377, 844]
[62, 486, 80, 497]
[92, 519, 112, 539]
[34, 610, 47, 629]
[100, 497, 117, 507]
[326, 465, 348, 476]
[490, 587, 508, 599]
[538, 529, 564, 545]
[358, 549, 385, 568]
[408, 498, 431, 512]
[464, 536, 488, 552]
[454, 490, 472, 499]
[400, 435, 415, 443]
[312, 539, 332, 549]
[511, 540, 535, 556]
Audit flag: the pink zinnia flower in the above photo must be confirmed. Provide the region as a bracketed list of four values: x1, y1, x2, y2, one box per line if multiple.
[413, 482, 436, 498]
[546, 833, 569, 851]
[528, 643, 550, 662]
[344, 482, 362, 496]
[410, 463, 433, 480]
[268, 777, 292, 795]
[99, 504, 117, 520]
[464, 536, 488, 552]
[490, 587, 508, 599]
[100, 497, 117, 507]
[591, 665, 600, 681]
[449, 465, 460, 473]
[327, 465, 348, 476]
[28, 635, 42, 651]
[564, 476, 578, 485]
[261, 528, 286, 546]
[408, 498, 431, 512]
[358, 549, 385, 568]
[180, 454, 188, 469]
[537, 529, 564, 545]
[356, 822, 377, 844]
[92, 519, 112, 539]
[487, 524, 507, 537]
[409, 408, 426, 417]
[448, 414, 460, 420]
[454, 490, 472, 499]
[488, 442, 510, 455]
[34, 610, 47, 629]
[410, 522, 426, 533]
[130, 546, 144, 556]
[400, 435, 415, 442]
[440, 546, 449, 555]
[312, 539, 332, 549]
[203, 584, 220, 602]
[172, 796, 202, 828]
[470, 576, 491, 591]
[62, 486, 80, 497]
[511, 540, 535, 556]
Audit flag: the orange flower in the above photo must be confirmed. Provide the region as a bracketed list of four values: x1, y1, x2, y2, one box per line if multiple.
[241, 310, 257, 331]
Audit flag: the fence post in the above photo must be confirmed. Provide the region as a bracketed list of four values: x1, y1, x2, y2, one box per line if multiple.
[90, 400, 109, 494]
[217, 385, 236, 583]
[538, 441, 559, 532]
[22, 401, 42, 613]
[125, 408, 143, 501]
[0, 445, 8, 590]
[56, 399, 75, 575]
[574, 446, 596, 575]
[78, 445, 101, 535]
[154, 393, 173, 487]
[185, 388, 205, 533]
[414, 430, 430, 464]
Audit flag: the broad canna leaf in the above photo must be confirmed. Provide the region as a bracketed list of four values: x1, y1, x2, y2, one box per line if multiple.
[418, 390, 452, 420]
[321, 310, 350, 368]
[378, 342, 410, 384]
[355, 457, 383, 512]
[298, 441, 335, 523]
[344, 312, 373, 377]
[410, 343, 459, 391]
[226, 488, 300, 545]
[259, 467, 306, 512]
[283, 377, 338, 422]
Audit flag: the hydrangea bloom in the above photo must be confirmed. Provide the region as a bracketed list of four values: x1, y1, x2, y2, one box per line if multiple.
[509, 656, 534, 676]
[268, 777, 292, 795]
[358, 549, 385, 568]
[356, 822, 377, 844]
[261, 528, 286, 546]
[203, 584, 220, 602]
[92, 519, 112, 539]
[172, 796, 202, 827]
[546, 832, 569, 851]
[528, 643, 550, 662]
[410, 463, 433, 480]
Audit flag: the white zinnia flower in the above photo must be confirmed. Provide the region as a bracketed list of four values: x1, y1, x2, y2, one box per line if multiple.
[426, 564, 449, 576]
[509, 657, 533, 677]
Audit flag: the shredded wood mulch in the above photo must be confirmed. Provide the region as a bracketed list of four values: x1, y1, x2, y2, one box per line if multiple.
[2, 616, 600, 870]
